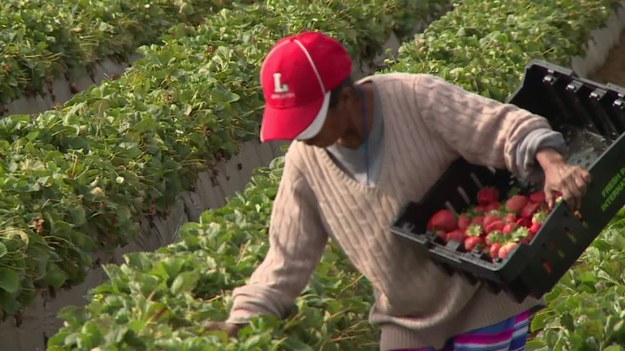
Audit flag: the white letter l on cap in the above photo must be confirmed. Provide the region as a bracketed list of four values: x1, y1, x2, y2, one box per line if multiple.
[273, 73, 289, 93]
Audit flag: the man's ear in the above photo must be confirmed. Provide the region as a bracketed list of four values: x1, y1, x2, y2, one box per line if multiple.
[340, 85, 356, 106]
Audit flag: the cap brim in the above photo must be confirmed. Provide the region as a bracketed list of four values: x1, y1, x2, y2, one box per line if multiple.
[260, 92, 330, 142]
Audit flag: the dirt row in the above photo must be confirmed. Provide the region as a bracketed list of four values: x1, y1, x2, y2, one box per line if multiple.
[589, 29, 625, 87]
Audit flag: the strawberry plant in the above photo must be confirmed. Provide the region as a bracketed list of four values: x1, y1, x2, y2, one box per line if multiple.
[0, 0, 250, 113]
[0, 0, 448, 317]
[42, 0, 625, 349]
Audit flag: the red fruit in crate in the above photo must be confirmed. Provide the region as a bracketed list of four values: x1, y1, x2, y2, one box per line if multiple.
[483, 214, 500, 228]
[516, 216, 532, 228]
[529, 222, 542, 237]
[498, 242, 519, 259]
[470, 215, 484, 226]
[446, 229, 466, 242]
[489, 242, 502, 259]
[485, 201, 502, 212]
[503, 213, 517, 224]
[485, 220, 505, 234]
[529, 191, 546, 204]
[502, 222, 517, 235]
[477, 187, 499, 205]
[520, 202, 541, 219]
[458, 215, 470, 230]
[464, 236, 484, 251]
[505, 195, 529, 214]
[429, 209, 458, 232]
[436, 230, 448, 242]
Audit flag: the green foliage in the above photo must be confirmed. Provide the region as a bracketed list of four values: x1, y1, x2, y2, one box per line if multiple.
[0, 0, 444, 317]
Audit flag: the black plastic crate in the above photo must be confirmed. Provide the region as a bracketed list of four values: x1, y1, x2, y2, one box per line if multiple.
[391, 59, 625, 302]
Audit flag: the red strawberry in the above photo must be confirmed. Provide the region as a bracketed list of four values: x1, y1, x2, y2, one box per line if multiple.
[503, 213, 517, 224]
[483, 214, 500, 229]
[498, 242, 519, 259]
[475, 205, 488, 213]
[485, 201, 501, 212]
[489, 242, 502, 259]
[529, 223, 541, 239]
[446, 229, 466, 242]
[436, 230, 448, 242]
[529, 191, 546, 204]
[458, 215, 470, 230]
[520, 202, 541, 219]
[505, 195, 529, 214]
[485, 231, 504, 245]
[485, 220, 505, 234]
[515, 216, 532, 228]
[477, 187, 499, 205]
[502, 222, 517, 235]
[470, 215, 484, 226]
[464, 236, 484, 251]
[429, 209, 458, 232]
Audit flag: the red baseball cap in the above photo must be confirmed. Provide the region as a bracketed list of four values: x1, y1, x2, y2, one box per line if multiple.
[259, 31, 352, 142]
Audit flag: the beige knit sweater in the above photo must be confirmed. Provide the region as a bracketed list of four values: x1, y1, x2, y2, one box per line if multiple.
[227, 73, 546, 350]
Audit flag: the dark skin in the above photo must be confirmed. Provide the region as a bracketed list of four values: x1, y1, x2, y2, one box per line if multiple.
[204, 81, 590, 337]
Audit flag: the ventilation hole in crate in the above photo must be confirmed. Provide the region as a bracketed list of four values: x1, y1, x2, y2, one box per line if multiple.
[445, 201, 457, 214]
[564, 227, 577, 243]
[548, 240, 559, 250]
[470, 173, 483, 188]
[457, 187, 470, 204]
[542, 259, 554, 274]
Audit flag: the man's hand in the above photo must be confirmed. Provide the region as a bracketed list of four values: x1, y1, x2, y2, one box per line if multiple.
[536, 148, 591, 210]
[203, 321, 244, 337]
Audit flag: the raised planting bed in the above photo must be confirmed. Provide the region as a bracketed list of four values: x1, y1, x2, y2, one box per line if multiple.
[0, 0, 248, 116]
[0, 0, 448, 325]
[45, 1, 625, 350]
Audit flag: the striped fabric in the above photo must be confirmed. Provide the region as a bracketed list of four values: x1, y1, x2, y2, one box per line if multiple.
[393, 311, 531, 351]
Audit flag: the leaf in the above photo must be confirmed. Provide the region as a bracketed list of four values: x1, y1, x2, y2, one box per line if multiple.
[44, 263, 69, 290]
[170, 271, 199, 294]
[0, 242, 7, 258]
[69, 206, 86, 226]
[0, 268, 20, 294]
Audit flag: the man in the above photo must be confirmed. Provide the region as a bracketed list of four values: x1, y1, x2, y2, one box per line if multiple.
[206, 31, 590, 350]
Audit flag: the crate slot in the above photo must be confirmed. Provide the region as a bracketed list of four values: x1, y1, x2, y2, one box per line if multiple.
[564, 81, 602, 133]
[589, 88, 621, 137]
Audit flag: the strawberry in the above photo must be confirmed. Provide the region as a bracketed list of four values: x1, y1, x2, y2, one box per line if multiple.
[515, 216, 532, 228]
[429, 209, 458, 232]
[511, 226, 530, 241]
[446, 229, 466, 243]
[529, 191, 546, 204]
[477, 187, 499, 205]
[436, 230, 448, 242]
[485, 201, 502, 212]
[498, 242, 519, 259]
[470, 215, 484, 226]
[464, 236, 484, 251]
[458, 215, 470, 230]
[502, 222, 517, 235]
[483, 214, 501, 229]
[489, 242, 503, 259]
[503, 213, 517, 224]
[520, 201, 541, 219]
[529, 210, 548, 239]
[505, 195, 529, 214]
[485, 220, 505, 234]
[466, 224, 483, 237]
[485, 231, 505, 245]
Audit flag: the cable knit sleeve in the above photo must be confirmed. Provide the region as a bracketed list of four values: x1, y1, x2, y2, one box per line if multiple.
[226, 154, 328, 324]
[414, 74, 561, 178]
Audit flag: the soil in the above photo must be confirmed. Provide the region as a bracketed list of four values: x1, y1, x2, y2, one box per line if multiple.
[589, 30, 625, 88]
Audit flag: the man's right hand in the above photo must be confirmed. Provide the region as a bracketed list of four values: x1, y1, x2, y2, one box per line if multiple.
[203, 321, 244, 337]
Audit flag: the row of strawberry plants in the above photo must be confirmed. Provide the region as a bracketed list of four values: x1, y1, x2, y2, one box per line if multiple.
[0, 0, 248, 112]
[46, 0, 625, 350]
[0, 0, 446, 318]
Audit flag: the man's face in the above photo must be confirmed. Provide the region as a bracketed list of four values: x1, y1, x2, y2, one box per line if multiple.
[301, 86, 361, 149]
